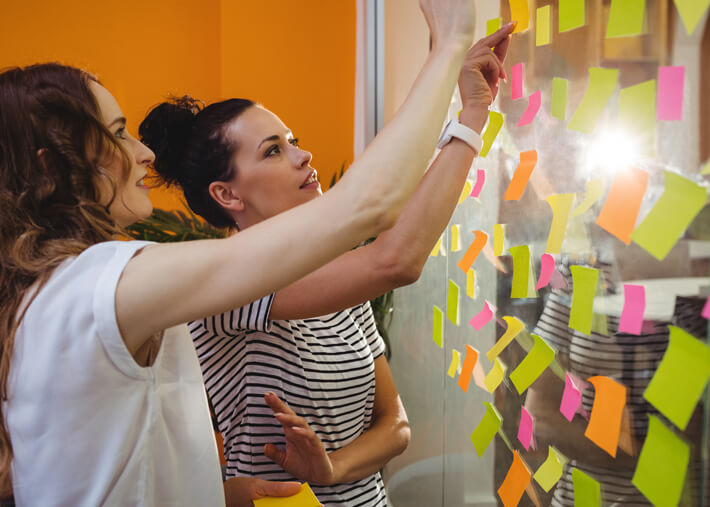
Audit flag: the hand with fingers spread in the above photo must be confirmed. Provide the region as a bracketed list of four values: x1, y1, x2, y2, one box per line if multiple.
[263, 392, 338, 486]
[223, 476, 302, 507]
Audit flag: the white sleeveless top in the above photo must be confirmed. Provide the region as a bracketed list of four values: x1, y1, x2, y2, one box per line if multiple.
[5, 241, 224, 507]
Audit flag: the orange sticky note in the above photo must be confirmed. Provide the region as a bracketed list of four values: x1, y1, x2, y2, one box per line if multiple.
[504, 150, 538, 200]
[457, 231, 488, 274]
[584, 376, 627, 457]
[595, 168, 648, 244]
[458, 345, 479, 393]
[509, 0, 530, 32]
[497, 451, 532, 507]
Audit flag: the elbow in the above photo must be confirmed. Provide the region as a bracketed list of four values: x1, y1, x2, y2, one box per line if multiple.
[394, 420, 411, 457]
[378, 249, 425, 289]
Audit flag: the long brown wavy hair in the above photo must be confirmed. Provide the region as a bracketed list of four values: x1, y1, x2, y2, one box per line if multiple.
[0, 63, 131, 497]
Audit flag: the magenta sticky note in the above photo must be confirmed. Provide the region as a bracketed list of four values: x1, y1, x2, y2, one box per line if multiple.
[703, 296, 710, 319]
[469, 301, 496, 330]
[471, 169, 486, 198]
[619, 284, 645, 335]
[517, 90, 541, 126]
[518, 406, 534, 451]
[512, 63, 524, 100]
[560, 373, 582, 422]
[536, 254, 555, 290]
[657, 66, 684, 121]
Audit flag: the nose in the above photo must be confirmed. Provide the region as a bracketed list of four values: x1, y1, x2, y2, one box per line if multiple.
[296, 147, 312, 170]
[135, 137, 155, 166]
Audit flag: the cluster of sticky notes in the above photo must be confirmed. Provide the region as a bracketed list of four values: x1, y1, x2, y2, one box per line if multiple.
[253, 483, 320, 507]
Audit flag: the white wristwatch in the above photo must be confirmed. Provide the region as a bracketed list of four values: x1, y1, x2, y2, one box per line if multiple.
[437, 117, 483, 154]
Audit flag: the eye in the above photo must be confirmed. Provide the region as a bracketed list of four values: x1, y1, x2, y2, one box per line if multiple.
[115, 127, 127, 140]
[289, 137, 300, 147]
[265, 144, 280, 157]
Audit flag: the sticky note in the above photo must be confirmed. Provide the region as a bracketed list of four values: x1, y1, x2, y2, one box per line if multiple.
[487, 316, 525, 362]
[433, 305, 443, 347]
[536, 254, 555, 290]
[447, 279, 460, 326]
[509, 0, 530, 32]
[560, 373, 583, 421]
[466, 269, 476, 299]
[618, 284, 645, 335]
[534, 446, 568, 492]
[504, 150, 537, 201]
[549, 267, 567, 289]
[480, 111, 504, 157]
[510, 334, 555, 394]
[517, 406, 534, 450]
[511, 63, 524, 100]
[585, 376, 626, 457]
[469, 301, 496, 330]
[631, 171, 707, 261]
[457, 230, 488, 274]
[253, 483, 320, 507]
[572, 469, 601, 507]
[702, 296, 710, 319]
[632, 415, 690, 507]
[487, 17, 503, 36]
[498, 451, 532, 507]
[568, 266, 598, 335]
[510, 246, 532, 299]
[493, 224, 505, 256]
[451, 224, 462, 252]
[572, 179, 603, 217]
[447, 349, 461, 378]
[702, 159, 710, 175]
[471, 169, 486, 197]
[657, 66, 684, 121]
[518, 90, 541, 126]
[595, 168, 648, 244]
[458, 180, 473, 204]
[545, 194, 574, 254]
[559, 0, 586, 32]
[458, 345, 480, 392]
[673, 0, 710, 34]
[536, 6, 551, 46]
[552, 78, 568, 121]
[430, 235, 446, 257]
[644, 325, 710, 430]
[568, 68, 619, 133]
[606, 0, 645, 37]
[470, 401, 502, 457]
[485, 357, 507, 393]
[619, 79, 656, 156]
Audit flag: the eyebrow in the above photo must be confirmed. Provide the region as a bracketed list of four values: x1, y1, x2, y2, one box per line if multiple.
[257, 130, 293, 151]
[108, 116, 126, 128]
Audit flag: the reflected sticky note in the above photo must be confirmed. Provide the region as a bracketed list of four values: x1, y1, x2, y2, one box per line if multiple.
[487, 316, 525, 362]
[534, 446, 568, 492]
[585, 376, 626, 457]
[485, 357, 507, 393]
[487, 17, 503, 36]
[511, 63, 524, 100]
[504, 150, 537, 200]
[702, 159, 710, 175]
[568, 68, 619, 133]
[433, 305, 443, 347]
[469, 301, 496, 331]
[619, 80, 656, 156]
[480, 112, 504, 158]
[568, 266, 598, 335]
[471, 169, 486, 197]
[466, 269, 476, 299]
[549, 267, 567, 289]
[572, 178, 603, 217]
[470, 401, 502, 457]
[518, 90, 541, 126]
[606, 0, 645, 37]
[451, 224, 462, 252]
[457, 231, 488, 274]
[536, 254, 555, 290]
[657, 66, 684, 121]
[510, 245, 535, 299]
[702, 296, 710, 319]
[447, 349, 461, 378]
[458, 345, 480, 392]
[644, 325, 710, 430]
[253, 483, 320, 507]
[509, 0, 530, 32]
[552, 78, 568, 121]
[458, 180, 473, 204]
[510, 334, 555, 394]
[673, 0, 710, 34]
[536, 6, 551, 46]
[430, 235, 446, 257]
[560, 372, 583, 422]
[545, 194, 574, 254]
[447, 279, 460, 326]
[498, 451, 532, 507]
[494, 224, 505, 256]
[618, 284, 645, 335]
[596, 168, 648, 244]
[559, 0, 586, 32]
[632, 415, 690, 507]
[572, 469, 601, 507]
[631, 171, 706, 261]
[518, 406, 534, 450]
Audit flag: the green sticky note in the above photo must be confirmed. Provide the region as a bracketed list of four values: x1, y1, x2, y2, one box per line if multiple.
[447, 279, 460, 326]
[470, 401, 502, 457]
[632, 415, 690, 507]
[568, 68, 619, 133]
[643, 325, 710, 430]
[568, 266, 598, 335]
[487, 17, 502, 36]
[534, 446, 568, 492]
[552, 78, 569, 121]
[545, 193, 575, 254]
[509, 245, 532, 298]
[510, 334, 555, 394]
[630, 171, 707, 261]
[480, 111, 504, 158]
[572, 469, 601, 507]
[606, 0, 645, 37]
[484, 357, 507, 393]
[619, 79, 656, 156]
[673, 0, 710, 34]
[433, 305, 443, 348]
[536, 5, 551, 46]
[559, 0, 586, 32]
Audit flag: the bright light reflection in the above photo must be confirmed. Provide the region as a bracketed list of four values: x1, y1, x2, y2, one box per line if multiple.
[584, 127, 641, 178]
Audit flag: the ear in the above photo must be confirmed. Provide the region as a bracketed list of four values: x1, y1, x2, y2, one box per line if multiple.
[208, 180, 245, 213]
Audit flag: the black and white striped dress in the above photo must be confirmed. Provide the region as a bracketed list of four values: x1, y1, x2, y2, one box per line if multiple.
[189, 295, 388, 506]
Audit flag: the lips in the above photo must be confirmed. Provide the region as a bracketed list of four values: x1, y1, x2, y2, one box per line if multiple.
[299, 170, 318, 188]
[136, 174, 150, 189]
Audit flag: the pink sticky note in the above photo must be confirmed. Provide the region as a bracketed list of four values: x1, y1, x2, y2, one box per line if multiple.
[517, 90, 541, 126]
[619, 284, 645, 335]
[560, 373, 582, 422]
[702, 296, 710, 319]
[549, 268, 568, 289]
[471, 169, 486, 198]
[469, 301, 497, 330]
[657, 66, 684, 121]
[512, 63, 524, 100]
[518, 406, 534, 451]
[536, 254, 555, 290]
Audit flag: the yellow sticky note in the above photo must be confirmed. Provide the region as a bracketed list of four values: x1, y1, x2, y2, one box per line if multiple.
[559, 0, 586, 32]
[451, 224, 462, 252]
[253, 483, 320, 507]
[568, 68, 619, 134]
[433, 305, 444, 348]
[470, 401, 502, 457]
[509, 245, 536, 298]
[536, 6, 551, 46]
[494, 224, 505, 256]
[673, 0, 710, 34]
[447, 279, 460, 326]
[480, 111, 504, 158]
[606, 0, 645, 37]
[484, 357, 507, 393]
[545, 194, 574, 254]
[572, 179, 603, 217]
[509, 334, 555, 394]
[458, 180, 473, 204]
[430, 235, 446, 257]
[534, 446, 568, 492]
[568, 266, 598, 335]
[551, 77, 569, 121]
[619, 79, 656, 156]
[487, 17, 502, 36]
[487, 316, 525, 362]
[701, 159, 710, 175]
[466, 269, 476, 299]
[509, 0, 530, 32]
[447, 349, 461, 378]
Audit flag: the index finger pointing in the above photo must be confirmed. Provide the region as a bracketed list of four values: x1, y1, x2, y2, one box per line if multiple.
[477, 21, 515, 49]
